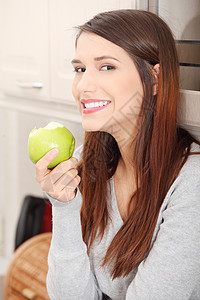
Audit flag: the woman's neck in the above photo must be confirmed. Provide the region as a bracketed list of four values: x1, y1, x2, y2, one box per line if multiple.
[117, 139, 135, 176]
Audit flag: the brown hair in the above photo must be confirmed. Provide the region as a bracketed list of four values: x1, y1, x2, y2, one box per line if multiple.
[75, 9, 199, 279]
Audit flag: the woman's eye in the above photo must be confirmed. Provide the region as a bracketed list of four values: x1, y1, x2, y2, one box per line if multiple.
[101, 65, 115, 71]
[74, 67, 86, 73]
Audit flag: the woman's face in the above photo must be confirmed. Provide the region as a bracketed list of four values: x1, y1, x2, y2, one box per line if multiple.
[72, 32, 143, 142]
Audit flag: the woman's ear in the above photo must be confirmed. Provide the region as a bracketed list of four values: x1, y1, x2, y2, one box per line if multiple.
[152, 63, 160, 95]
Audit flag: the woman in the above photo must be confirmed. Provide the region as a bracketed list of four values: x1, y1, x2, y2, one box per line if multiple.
[36, 10, 200, 299]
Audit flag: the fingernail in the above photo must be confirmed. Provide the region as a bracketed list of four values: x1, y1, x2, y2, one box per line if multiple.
[50, 149, 59, 156]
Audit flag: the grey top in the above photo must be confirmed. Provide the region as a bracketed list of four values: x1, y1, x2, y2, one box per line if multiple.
[46, 143, 200, 300]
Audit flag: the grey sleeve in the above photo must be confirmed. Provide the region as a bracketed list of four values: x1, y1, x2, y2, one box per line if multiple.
[46, 190, 102, 300]
[126, 181, 200, 300]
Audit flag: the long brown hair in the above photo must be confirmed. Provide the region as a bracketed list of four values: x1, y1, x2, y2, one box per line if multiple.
[75, 10, 199, 279]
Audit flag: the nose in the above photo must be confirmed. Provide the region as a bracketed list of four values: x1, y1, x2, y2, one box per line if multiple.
[76, 69, 97, 94]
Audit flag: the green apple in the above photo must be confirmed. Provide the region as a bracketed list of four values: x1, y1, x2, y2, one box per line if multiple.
[28, 121, 75, 169]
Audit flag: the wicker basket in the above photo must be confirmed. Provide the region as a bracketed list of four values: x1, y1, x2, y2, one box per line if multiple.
[4, 232, 52, 300]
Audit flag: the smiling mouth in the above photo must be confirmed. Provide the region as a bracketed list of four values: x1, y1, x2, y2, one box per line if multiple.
[81, 99, 111, 114]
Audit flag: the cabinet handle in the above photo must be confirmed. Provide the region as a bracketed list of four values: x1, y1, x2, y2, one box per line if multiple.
[17, 81, 43, 88]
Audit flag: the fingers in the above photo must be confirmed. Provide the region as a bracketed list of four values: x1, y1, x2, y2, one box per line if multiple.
[41, 168, 78, 192]
[42, 173, 81, 203]
[35, 151, 80, 203]
[50, 157, 78, 183]
[55, 175, 81, 202]
[53, 168, 78, 186]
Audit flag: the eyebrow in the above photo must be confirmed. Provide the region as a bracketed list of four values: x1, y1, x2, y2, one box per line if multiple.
[71, 56, 120, 64]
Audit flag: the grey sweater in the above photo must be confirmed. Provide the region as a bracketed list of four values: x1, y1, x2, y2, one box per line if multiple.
[46, 143, 200, 300]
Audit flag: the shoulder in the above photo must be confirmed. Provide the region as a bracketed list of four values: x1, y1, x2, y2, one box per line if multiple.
[178, 142, 200, 182]
[165, 142, 200, 207]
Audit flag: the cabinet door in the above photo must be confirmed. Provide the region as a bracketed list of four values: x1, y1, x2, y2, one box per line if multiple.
[0, 0, 49, 100]
[49, 0, 135, 104]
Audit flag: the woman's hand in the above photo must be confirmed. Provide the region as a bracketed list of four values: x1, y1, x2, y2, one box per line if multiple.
[35, 149, 81, 203]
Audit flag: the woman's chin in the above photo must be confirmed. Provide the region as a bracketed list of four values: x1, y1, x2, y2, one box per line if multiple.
[82, 120, 101, 132]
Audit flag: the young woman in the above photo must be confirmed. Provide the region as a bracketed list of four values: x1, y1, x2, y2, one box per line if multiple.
[35, 10, 200, 300]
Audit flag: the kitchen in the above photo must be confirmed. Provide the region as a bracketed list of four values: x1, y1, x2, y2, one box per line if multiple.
[0, 0, 199, 299]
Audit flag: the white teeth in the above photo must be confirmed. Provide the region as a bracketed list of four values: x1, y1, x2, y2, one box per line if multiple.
[84, 101, 110, 108]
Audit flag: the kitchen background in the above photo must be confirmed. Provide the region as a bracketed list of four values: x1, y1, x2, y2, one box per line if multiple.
[0, 0, 199, 277]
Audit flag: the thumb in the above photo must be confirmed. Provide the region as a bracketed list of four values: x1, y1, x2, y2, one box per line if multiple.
[36, 149, 59, 178]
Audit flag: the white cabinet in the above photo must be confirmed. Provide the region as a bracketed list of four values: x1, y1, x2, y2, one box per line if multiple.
[0, 0, 50, 101]
[0, 0, 135, 105]
[49, 0, 134, 104]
